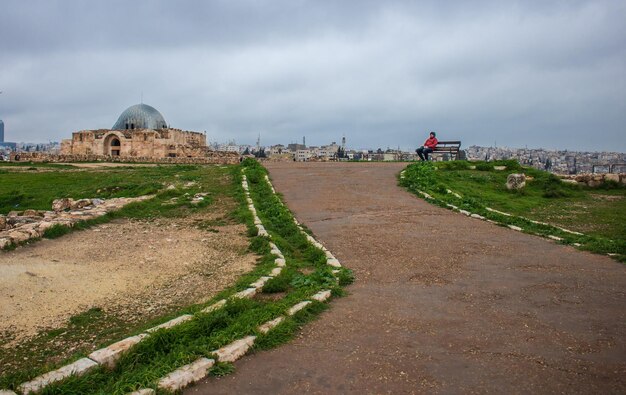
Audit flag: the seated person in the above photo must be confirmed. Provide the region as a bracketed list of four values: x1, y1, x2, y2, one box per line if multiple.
[416, 131, 438, 161]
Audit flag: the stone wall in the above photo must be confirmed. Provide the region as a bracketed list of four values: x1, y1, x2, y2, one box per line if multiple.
[61, 128, 208, 158]
[560, 173, 626, 187]
[11, 151, 240, 165]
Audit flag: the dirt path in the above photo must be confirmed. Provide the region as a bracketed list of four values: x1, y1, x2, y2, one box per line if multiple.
[188, 162, 626, 394]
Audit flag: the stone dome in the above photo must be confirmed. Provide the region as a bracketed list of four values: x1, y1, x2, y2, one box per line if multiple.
[111, 104, 168, 130]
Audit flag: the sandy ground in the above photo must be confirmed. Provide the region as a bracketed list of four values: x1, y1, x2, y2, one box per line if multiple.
[0, 215, 255, 341]
[190, 162, 626, 394]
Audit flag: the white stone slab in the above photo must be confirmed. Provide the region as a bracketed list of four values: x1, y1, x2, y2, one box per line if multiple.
[269, 267, 283, 276]
[257, 316, 285, 334]
[127, 389, 155, 395]
[233, 288, 257, 299]
[146, 315, 194, 333]
[459, 210, 471, 216]
[470, 214, 485, 220]
[250, 276, 271, 289]
[88, 334, 148, 368]
[311, 290, 332, 302]
[274, 258, 286, 267]
[548, 235, 563, 241]
[157, 357, 214, 392]
[508, 225, 523, 231]
[201, 299, 227, 313]
[326, 258, 342, 268]
[19, 358, 98, 394]
[212, 336, 256, 362]
[287, 301, 312, 316]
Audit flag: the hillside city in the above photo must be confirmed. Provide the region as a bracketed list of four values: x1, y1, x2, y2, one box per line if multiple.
[1, 132, 625, 175]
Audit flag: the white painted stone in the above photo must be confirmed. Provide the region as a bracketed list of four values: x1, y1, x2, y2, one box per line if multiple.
[270, 248, 283, 257]
[573, 243, 581, 247]
[253, 217, 262, 225]
[331, 269, 340, 275]
[258, 316, 285, 334]
[326, 258, 342, 268]
[250, 276, 271, 289]
[508, 225, 523, 231]
[212, 336, 256, 362]
[157, 357, 214, 392]
[446, 204, 459, 210]
[287, 301, 312, 316]
[19, 358, 98, 394]
[494, 166, 507, 170]
[311, 290, 332, 302]
[269, 267, 283, 276]
[146, 315, 194, 333]
[459, 210, 471, 216]
[324, 251, 335, 259]
[274, 258, 286, 267]
[548, 235, 563, 241]
[88, 334, 148, 368]
[201, 299, 226, 313]
[556, 226, 583, 236]
[470, 214, 485, 220]
[486, 207, 512, 216]
[269, 242, 278, 250]
[233, 288, 257, 299]
[127, 389, 155, 395]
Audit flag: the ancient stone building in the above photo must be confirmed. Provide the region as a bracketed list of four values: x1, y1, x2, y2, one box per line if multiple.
[61, 104, 207, 158]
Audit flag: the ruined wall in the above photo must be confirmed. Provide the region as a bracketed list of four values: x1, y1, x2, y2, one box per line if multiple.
[61, 128, 208, 158]
[13, 151, 240, 165]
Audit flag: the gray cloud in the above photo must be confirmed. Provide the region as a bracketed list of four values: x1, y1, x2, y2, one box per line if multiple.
[0, 0, 624, 151]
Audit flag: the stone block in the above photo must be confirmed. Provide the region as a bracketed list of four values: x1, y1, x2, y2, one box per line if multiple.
[52, 198, 74, 212]
[250, 276, 271, 289]
[19, 358, 98, 394]
[274, 258, 286, 267]
[548, 235, 563, 241]
[269, 267, 283, 277]
[146, 315, 194, 333]
[311, 290, 332, 302]
[508, 225, 523, 231]
[258, 316, 285, 334]
[157, 357, 214, 392]
[506, 174, 526, 190]
[0, 238, 11, 249]
[326, 258, 341, 268]
[493, 166, 506, 170]
[287, 301, 312, 316]
[212, 336, 256, 362]
[89, 334, 148, 368]
[201, 299, 226, 313]
[233, 288, 257, 299]
[470, 214, 485, 220]
[127, 389, 155, 395]
[605, 174, 619, 183]
[459, 210, 471, 216]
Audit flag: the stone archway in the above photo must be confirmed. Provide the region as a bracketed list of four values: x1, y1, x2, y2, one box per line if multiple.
[103, 133, 124, 156]
[110, 138, 121, 156]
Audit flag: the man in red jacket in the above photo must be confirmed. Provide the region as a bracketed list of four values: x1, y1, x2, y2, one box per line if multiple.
[416, 131, 438, 161]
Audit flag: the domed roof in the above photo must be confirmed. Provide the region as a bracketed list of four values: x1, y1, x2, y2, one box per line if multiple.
[111, 104, 168, 130]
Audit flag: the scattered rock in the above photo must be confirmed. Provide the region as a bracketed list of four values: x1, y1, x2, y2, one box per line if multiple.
[506, 174, 526, 190]
[52, 198, 74, 212]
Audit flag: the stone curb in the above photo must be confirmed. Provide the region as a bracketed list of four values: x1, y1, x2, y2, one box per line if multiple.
[89, 334, 148, 368]
[146, 314, 194, 333]
[211, 336, 256, 363]
[157, 357, 215, 392]
[19, 358, 98, 394]
[413, 187, 590, 248]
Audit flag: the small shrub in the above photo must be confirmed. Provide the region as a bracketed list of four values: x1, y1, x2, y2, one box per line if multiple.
[43, 223, 72, 239]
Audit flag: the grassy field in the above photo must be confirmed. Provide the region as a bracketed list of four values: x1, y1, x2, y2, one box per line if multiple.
[399, 160, 626, 262]
[0, 160, 353, 394]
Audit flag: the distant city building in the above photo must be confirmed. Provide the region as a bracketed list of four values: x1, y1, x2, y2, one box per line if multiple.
[61, 103, 207, 158]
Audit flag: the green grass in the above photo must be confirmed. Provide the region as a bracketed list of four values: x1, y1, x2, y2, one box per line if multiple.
[399, 160, 626, 262]
[0, 159, 353, 394]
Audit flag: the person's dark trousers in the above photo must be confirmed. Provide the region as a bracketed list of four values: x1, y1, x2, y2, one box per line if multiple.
[416, 146, 433, 161]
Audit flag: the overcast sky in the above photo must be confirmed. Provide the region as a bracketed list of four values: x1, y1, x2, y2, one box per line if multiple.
[1, 0, 624, 151]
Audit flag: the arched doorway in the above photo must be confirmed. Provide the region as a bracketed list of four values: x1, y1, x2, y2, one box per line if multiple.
[110, 138, 121, 156]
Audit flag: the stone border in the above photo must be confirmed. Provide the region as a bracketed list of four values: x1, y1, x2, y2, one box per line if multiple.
[5, 167, 345, 394]
[399, 169, 587, 249]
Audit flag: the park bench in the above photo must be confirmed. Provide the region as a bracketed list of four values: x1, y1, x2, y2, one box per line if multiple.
[432, 141, 462, 160]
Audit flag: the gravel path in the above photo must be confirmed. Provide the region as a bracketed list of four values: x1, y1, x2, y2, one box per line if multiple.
[189, 162, 626, 394]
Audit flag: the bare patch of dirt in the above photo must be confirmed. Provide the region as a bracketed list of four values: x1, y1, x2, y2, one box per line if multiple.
[0, 213, 256, 342]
